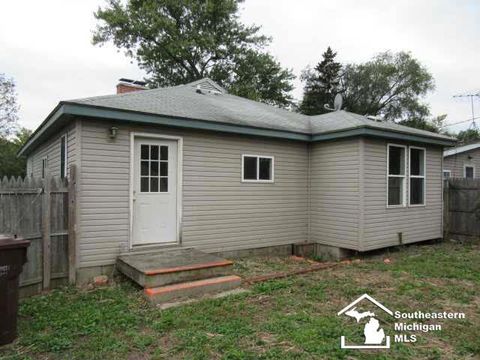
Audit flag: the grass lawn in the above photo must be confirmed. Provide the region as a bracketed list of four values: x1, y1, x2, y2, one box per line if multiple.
[1, 240, 479, 359]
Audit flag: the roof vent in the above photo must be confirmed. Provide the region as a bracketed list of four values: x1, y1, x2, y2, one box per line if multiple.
[366, 115, 385, 122]
[189, 78, 225, 95]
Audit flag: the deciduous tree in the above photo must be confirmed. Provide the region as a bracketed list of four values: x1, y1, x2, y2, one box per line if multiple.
[0, 73, 19, 136]
[341, 51, 435, 122]
[93, 0, 295, 107]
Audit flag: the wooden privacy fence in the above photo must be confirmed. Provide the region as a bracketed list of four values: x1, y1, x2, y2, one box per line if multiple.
[0, 166, 76, 296]
[444, 178, 480, 240]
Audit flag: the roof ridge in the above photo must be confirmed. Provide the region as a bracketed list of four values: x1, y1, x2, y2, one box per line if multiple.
[66, 82, 180, 103]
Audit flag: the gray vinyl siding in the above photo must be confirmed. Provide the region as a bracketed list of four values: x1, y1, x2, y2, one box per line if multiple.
[78, 119, 309, 268]
[26, 157, 33, 177]
[443, 148, 480, 178]
[26, 122, 77, 178]
[310, 139, 361, 250]
[362, 139, 443, 251]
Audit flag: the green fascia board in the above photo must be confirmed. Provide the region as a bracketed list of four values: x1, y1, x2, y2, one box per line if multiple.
[312, 127, 456, 147]
[62, 102, 312, 142]
[17, 103, 66, 156]
[19, 102, 456, 156]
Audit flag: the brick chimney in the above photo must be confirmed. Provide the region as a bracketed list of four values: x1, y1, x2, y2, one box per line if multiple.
[116, 78, 148, 94]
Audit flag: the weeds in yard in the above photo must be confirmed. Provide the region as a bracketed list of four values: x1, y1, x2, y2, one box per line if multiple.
[0, 240, 478, 359]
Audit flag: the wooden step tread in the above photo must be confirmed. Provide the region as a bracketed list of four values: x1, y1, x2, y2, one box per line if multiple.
[144, 260, 233, 276]
[144, 275, 241, 298]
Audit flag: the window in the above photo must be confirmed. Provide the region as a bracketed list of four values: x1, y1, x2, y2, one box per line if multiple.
[41, 157, 47, 179]
[464, 165, 475, 178]
[60, 135, 67, 179]
[443, 170, 451, 179]
[387, 145, 406, 206]
[409, 147, 426, 206]
[242, 155, 274, 182]
[140, 144, 168, 192]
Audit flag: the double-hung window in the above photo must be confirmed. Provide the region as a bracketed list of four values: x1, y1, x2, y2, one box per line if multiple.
[387, 144, 406, 206]
[242, 155, 274, 182]
[409, 147, 426, 206]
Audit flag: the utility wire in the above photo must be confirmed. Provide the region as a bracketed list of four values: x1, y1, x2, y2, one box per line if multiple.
[441, 116, 480, 128]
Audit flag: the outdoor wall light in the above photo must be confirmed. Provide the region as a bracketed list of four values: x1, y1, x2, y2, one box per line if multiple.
[468, 155, 473, 160]
[109, 126, 119, 139]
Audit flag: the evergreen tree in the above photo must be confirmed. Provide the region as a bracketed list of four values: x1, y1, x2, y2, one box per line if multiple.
[299, 47, 342, 115]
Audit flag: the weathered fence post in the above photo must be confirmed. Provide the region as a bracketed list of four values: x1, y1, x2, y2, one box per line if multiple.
[42, 172, 51, 289]
[68, 165, 76, 284]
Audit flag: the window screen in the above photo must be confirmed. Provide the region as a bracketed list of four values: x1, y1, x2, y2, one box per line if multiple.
[242, 155, 273, 182]
[409, 148, 425, 205]
[465, 166, 474, 178]
[387, 145, 406, 206]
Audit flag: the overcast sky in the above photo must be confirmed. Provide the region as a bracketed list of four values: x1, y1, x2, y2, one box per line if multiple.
[1, 0, 479, 133]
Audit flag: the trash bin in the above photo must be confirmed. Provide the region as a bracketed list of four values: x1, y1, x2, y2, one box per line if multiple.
[0, 235, 30, 345]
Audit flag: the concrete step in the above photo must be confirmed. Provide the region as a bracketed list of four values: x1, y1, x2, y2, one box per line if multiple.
[117, 248, 234, 288]
[144, 275, 242, 304]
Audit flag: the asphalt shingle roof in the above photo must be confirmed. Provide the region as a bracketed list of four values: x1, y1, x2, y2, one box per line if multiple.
[310, 110, 453, 140]
[444, 142, 480, 157]
[69, 80, 312, 134]
[67, 78, 453, 142]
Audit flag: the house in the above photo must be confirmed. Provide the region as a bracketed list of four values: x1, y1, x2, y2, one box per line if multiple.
[18, 78, 456, 284]
[443, 142, 480, 179]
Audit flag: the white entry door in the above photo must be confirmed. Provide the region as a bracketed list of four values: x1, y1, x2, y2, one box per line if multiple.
[132, 137, 177, 245]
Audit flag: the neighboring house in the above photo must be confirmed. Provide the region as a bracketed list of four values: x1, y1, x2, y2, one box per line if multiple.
[443, 142, 480, 179]
[19, 78, 456, 283]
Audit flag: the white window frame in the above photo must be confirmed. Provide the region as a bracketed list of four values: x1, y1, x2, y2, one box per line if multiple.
[442, 170, 451, 179]
[241, 154, 274, 183]
[60, 134, 68, 179]
[408, 146, 426, 207]
[464, 164, 475, 178]
[386, 144, 407, 208]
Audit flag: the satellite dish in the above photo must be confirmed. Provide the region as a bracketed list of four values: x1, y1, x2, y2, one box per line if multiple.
[333, 94, 343, 111]
[324, 93, 343, 112]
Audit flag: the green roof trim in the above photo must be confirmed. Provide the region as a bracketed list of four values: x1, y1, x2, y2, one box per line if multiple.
[63, 102, 312, 141]
[19, 102, 456, 156]
[312, 127, 455, 146]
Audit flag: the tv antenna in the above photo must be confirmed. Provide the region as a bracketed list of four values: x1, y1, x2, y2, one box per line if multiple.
[324, 93, 343, 111]
[453, 92, 480, 131]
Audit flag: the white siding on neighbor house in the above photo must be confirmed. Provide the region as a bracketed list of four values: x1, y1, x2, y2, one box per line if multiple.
[310, 139, 361, 250]
[362, 139, 443, 251]
[78, 120, 309, 268]
[26, 122, 77, 178]
[443, 148, 480, 178]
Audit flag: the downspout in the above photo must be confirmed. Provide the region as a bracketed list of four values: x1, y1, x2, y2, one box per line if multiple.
[358, 138, 365, 251]
[441, 148, 444, 239]
[307, 142, 312, 243]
